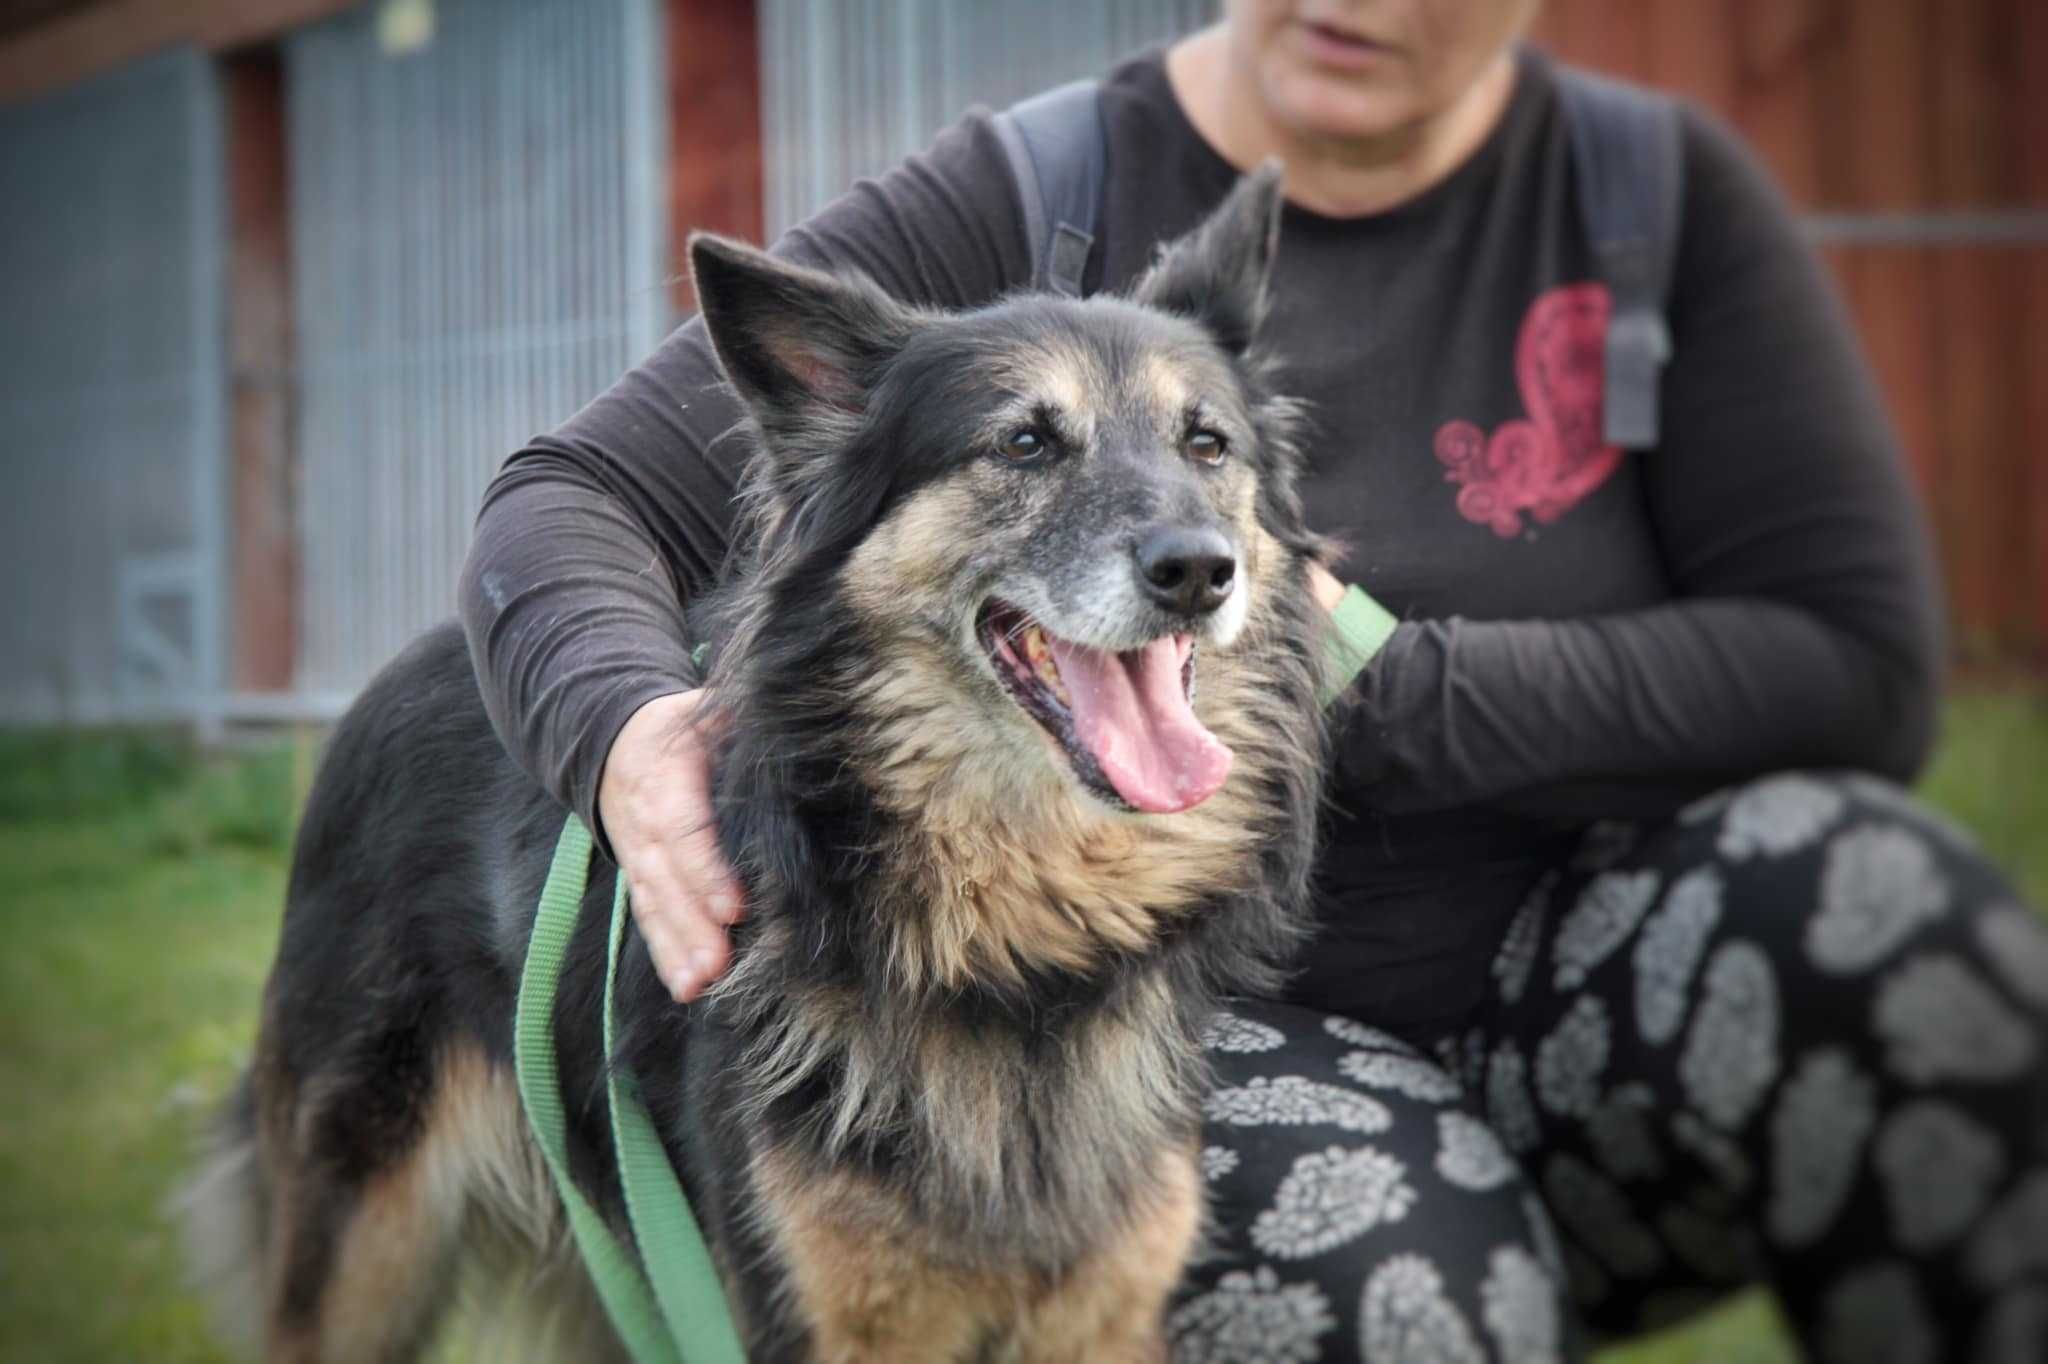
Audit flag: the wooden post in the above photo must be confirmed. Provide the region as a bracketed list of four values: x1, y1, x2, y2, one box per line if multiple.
[224, 45, 297, 693]
[665, 0, 764, 314]
[2018, 0, 2048, 664]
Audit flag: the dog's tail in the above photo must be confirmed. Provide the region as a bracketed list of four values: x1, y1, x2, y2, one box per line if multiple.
[171, 1070, 267, 1354]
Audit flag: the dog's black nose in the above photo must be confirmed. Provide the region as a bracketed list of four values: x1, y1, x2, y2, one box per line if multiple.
[1135, 525, 1236, 616]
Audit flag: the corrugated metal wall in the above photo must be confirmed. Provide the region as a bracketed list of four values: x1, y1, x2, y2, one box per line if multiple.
[0, 49, 226, 726]
[759, 0, 1214, 236]
[285, 0, 666, 701]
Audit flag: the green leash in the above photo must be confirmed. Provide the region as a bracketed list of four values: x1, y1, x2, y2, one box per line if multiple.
[512, 817, 749, 1364]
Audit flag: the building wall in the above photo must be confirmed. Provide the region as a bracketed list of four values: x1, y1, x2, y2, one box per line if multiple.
[284, 0, 668, 701]
[0, 49, 226, 725]
[758, 0, 1215, 236]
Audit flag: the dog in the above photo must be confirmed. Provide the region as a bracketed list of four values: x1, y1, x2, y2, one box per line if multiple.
[180, 164, 1328, 1362]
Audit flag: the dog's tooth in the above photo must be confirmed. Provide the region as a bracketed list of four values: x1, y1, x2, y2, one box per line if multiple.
[1022, 625, 1047, 661]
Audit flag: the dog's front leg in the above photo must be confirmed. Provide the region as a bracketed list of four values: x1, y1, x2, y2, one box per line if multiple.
[751, 1149, 996, 1363]
[1010, 1146, 1203, 1364]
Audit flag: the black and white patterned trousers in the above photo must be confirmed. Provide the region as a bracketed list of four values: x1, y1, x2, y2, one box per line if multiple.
[1170, 772, 2048, 1364]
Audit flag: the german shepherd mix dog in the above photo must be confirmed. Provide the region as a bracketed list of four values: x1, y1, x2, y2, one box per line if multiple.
[183, 167, 1328, 1362]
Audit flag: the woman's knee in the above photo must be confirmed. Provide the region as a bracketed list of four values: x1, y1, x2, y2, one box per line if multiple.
[1589, 770, 2040, 997]
[1492, 772, 2046, 1340]
[1181, 1000, 1581, 1362]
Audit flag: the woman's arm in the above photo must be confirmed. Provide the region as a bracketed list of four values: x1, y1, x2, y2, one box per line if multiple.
[1329, 107, 1945, 819]
[457, 113, 1033, 844]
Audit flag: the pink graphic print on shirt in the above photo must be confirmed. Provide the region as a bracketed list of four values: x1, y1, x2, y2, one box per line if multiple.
[1433, 282, 1622, 538]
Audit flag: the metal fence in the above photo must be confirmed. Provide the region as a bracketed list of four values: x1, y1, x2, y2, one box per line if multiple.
[759, 0, 1215, 236]
[285, 0, 667, 702]
[0, 50, 225, 727]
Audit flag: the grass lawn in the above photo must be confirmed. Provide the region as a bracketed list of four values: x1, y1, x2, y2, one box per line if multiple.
[1, 693, 2043, 1362]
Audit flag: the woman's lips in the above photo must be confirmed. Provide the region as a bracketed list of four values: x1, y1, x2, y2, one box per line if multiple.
[1296, 19, 1396, 71]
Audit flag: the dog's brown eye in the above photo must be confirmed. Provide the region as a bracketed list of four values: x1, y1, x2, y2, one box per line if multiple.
[999, 428, 1047, 463]
[1186, 429, 1227, 465]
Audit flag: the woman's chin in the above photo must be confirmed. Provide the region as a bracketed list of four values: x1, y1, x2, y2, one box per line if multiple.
[1256, 59, 1421, 145]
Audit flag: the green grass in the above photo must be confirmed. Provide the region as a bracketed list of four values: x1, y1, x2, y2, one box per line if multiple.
[1918, 688, 2048, 902]
[0, 765, 294, 1362]
[0, 695, 2042, 1363]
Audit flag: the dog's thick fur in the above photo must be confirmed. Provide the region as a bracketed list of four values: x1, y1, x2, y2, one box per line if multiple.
[182, 167, 1328, 1362]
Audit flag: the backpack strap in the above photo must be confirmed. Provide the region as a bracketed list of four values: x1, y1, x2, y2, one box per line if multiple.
[1555, 66, 1685, 450]
[992, 79, 1105, 297]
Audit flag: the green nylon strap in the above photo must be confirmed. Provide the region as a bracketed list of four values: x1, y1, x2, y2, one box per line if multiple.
[1320, 583, 1400, 706]
[512, 817, 747, 1364]
[599, 849, 748, 1363]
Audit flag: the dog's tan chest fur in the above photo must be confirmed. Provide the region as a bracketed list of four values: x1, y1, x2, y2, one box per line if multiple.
[753, 1141, 1201, 1363]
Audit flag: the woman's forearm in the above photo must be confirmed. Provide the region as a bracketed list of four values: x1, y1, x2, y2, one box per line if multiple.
[1328, 597, 1937, 819]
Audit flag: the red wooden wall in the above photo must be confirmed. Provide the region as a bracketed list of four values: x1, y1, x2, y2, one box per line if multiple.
[1531, 0, 2048, 666]
[223, 46, 296, 693]
[665, 0, 763, 314]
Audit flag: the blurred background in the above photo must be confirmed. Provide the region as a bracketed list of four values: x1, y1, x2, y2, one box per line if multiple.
[0, 1, 2041, 1361]
[1, 0, 2042, 727]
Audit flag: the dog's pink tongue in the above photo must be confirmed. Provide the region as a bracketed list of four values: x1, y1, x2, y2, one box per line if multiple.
[1046, 634, 1233, 813]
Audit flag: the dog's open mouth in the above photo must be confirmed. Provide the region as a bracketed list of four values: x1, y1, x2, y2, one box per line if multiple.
[978, 601, 1233, 813]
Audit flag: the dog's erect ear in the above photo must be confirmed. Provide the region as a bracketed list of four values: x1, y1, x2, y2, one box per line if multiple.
[1131, 161, 1284, 356]
[689, 233, 913, 422]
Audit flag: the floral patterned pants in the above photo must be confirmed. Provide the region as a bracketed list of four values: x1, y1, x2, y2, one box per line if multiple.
[1169, 773, 2048, 1364]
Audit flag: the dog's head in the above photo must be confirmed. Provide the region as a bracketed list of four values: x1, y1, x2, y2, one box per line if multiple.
[693, 167, 1321, 835]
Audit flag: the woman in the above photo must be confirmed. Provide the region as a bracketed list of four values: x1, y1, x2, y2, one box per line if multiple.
[460, 3, 2048, 1359]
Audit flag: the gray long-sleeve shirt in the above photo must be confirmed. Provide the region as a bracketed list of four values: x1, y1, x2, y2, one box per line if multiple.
[459, 49, 1941, 1037]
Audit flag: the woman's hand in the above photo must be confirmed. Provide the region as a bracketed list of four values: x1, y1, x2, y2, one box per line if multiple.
[597, 689, 746, 1003]
[1307, 560, 1346, 612]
